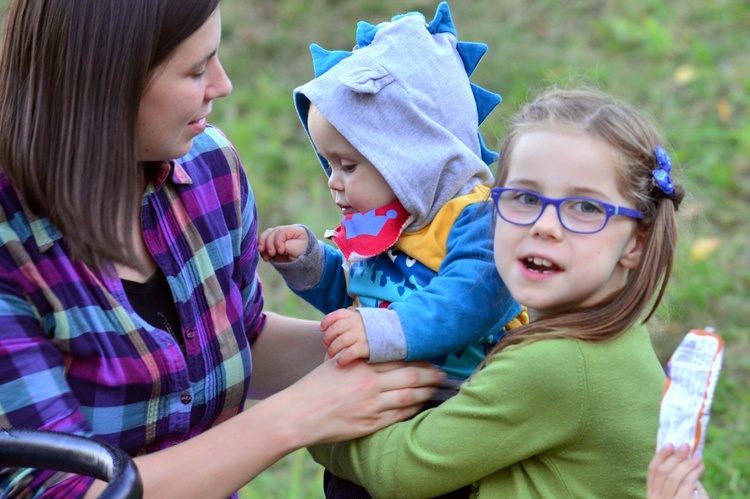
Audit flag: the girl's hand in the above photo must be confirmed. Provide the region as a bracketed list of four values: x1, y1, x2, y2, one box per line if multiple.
[647, 443, 706, 499]
[321, 308, 369, 366]
[258, 225, 309, 262]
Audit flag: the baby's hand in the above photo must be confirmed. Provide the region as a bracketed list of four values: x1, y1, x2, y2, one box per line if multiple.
[258, 225, 309, 263]
[321, 308, 369, 367]
[647, 443, 706, 499]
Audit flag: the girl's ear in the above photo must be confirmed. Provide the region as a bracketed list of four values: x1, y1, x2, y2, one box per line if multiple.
[619, 227, 646, 269]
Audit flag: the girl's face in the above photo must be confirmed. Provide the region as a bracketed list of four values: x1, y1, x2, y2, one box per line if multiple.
[137, 8, 232, 162]
[307, 106, 396, 215]
[493, 129, 643, 320]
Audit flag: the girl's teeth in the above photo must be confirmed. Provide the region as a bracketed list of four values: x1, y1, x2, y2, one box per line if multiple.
[528, 257, 552, 267]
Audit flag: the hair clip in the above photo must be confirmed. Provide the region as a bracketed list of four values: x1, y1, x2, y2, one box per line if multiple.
[652, 146, 675, 198]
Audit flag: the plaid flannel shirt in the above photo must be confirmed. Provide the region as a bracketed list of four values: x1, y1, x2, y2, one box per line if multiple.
[0, 126, 265, 497]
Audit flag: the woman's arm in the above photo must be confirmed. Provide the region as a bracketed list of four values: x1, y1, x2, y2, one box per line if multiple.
[84, 357, 443, 498]
[247, 311, 327, 398]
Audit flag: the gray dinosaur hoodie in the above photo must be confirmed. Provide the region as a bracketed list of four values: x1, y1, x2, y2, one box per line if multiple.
[293, 2, 499, 232]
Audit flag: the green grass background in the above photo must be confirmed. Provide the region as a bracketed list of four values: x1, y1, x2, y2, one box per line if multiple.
[3, 0, 747, 496]
[211, 1, 748, 497]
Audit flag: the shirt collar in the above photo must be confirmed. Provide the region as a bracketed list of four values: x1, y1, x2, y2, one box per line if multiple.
[151, 160, 193, 191]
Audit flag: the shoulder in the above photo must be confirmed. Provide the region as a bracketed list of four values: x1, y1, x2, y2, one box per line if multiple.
[472, 338, 587, 399]
[474, 326, 662, 400]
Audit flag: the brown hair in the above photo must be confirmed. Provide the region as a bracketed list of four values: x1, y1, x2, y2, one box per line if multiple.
[0, 0, 221, 269]
[490, 87, 685, 353]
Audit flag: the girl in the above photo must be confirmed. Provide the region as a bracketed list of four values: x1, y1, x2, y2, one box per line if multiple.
[0, 1, 442, 497]
[309, 87, 686, 498]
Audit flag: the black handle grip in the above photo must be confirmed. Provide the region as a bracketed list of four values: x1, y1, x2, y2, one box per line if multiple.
[0, 428, 143, 499]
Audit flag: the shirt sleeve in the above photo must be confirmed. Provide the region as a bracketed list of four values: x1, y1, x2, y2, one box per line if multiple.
[0, 273, 96, 497]
[371, 202, 521, 361]
[293, 242, 354, 313]
[237, 162, 266, 345]
[308, 340, 587, 498]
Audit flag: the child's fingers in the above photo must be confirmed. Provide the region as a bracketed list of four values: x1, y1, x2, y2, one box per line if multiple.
[258, 228, 282, 258]
[326, 331, 354, 359]
[321, 309, 350, 332]
[648, 444, 703, 499]
[336, 343, 369, 367]
[649, 443, 675, 471]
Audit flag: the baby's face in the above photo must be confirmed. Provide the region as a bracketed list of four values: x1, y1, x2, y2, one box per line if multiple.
[308, 105, 396, 215]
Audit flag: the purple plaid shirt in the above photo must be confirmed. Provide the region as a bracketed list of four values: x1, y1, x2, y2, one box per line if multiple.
[0, 126, 266, 497]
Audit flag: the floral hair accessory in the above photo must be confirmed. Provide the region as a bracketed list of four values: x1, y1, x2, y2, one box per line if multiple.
[652, 146, 675, 198]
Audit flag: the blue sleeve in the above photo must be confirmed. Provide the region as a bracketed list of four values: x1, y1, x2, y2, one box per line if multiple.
[394, 202, 521, 361]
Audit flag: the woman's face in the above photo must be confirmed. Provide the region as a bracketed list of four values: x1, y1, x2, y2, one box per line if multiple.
[137, 7, 232, 162]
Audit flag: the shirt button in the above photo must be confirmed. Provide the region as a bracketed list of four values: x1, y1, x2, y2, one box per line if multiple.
[185, 328, 195, 340]
[180, 392, 192, 405]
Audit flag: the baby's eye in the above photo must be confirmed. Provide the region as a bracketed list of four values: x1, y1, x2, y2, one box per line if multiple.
[340, 161, 357, 173]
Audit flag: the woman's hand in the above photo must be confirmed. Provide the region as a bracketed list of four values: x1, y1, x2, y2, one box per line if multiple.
[277, 358, 444, 446]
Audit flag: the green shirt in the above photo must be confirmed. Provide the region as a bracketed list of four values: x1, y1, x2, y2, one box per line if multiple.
[309, 325, 665, 498]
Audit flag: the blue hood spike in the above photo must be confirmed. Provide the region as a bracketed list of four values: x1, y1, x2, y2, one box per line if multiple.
[426, 2, 457, 36]
[457, 41, 488, 76]
[310, 44, 352, 78]
[355, 21, 379, 49]
[472, 83, 502, 125]
[295, 2, 502, 231]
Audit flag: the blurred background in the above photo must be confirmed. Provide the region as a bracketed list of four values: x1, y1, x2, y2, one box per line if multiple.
[2, 0, 746, 496]
[211, 1, 748, 497]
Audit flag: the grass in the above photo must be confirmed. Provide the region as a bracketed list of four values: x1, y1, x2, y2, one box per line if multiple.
[213, 1, 749, 497]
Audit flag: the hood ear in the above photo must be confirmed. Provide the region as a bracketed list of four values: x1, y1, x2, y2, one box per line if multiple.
[338, 62, 394, 95]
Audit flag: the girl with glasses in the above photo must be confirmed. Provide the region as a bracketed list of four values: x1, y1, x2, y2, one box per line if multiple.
[308, 88, 696, 498]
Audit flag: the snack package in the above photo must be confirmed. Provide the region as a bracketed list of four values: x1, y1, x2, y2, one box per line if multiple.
[656, 328, 724, 455]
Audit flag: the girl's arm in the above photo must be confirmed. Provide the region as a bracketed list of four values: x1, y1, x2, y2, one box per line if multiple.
[309, 339, 582, 497]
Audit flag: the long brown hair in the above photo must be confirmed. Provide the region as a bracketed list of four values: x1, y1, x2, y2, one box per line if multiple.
[0, 0, 221, 269]
[489, 88, 685, 354]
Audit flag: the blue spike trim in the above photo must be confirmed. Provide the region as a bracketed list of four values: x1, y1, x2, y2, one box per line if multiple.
[307, 1, 502, 162]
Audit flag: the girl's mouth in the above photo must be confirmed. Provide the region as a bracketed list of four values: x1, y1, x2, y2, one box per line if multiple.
[523, 256, 561, 273]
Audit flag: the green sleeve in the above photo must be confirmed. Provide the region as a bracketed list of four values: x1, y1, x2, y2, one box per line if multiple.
[309, 340, 589, 498]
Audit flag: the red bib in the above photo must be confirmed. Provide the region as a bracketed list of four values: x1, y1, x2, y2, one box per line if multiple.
[325, 199, 412, 263]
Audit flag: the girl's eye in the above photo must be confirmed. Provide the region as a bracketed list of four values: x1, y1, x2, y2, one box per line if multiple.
[572, 200, 604, 215]
[340, 162, 356, 173]
[518, 192, 541, 206]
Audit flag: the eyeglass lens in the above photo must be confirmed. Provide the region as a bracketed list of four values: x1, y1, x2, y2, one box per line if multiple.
[496, 190, 608, 233]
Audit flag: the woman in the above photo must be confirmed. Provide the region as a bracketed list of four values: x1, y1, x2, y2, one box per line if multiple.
[0, 1, 442, 497]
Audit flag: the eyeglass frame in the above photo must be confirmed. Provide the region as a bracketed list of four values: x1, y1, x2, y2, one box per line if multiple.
[490, 187, 645, 235]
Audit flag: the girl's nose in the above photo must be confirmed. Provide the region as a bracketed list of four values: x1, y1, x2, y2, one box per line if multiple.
[531, 205, 564, 240]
